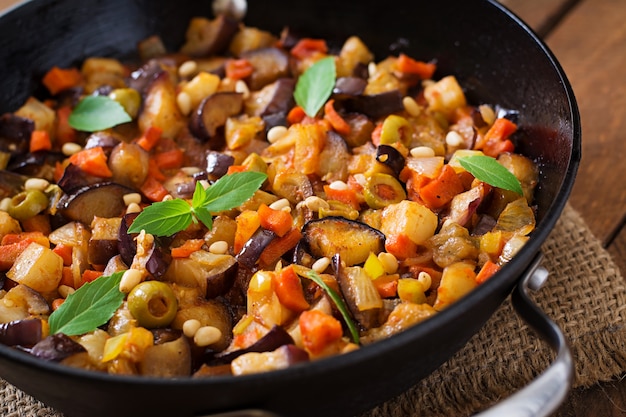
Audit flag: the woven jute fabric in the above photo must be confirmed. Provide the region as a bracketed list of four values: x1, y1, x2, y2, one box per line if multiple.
[1, 203, 625, 417]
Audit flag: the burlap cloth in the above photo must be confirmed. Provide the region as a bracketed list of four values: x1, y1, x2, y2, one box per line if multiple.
[1, 203, 625, 417]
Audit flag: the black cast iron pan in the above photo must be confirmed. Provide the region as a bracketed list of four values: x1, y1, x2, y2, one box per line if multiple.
[0, 0, 581, 416]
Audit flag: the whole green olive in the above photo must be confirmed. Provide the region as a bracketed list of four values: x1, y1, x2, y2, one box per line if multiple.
[109, 88, 141, 119]
[127, 281, 178, 328]
[7, 189, 49, 221]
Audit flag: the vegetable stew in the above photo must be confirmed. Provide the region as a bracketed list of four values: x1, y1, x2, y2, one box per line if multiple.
[0, 12, 538, 378]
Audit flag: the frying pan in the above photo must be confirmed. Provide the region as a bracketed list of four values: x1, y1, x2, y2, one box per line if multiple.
[0, 0, 581, 416]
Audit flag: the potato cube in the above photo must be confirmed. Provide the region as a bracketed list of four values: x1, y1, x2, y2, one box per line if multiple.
[7, 242, 63, 293]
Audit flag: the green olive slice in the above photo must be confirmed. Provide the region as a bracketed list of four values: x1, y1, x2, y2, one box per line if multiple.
[127, 281, 178, 328]
[7, 189, 49, 221]
[363, 173, 407, 209]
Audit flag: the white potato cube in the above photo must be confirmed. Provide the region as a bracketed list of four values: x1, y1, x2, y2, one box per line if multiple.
[7, 242, 63, 293]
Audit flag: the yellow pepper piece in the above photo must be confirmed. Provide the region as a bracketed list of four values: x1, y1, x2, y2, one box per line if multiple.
[102, 333, 128, 363]
[397, 278, 427, 304]
[363, 252, 385, 280]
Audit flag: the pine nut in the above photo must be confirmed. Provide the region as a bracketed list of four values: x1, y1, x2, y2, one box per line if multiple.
[267, 125, 288, 144]
[181, 166, 202, 176]
[312, 257, 331, 273]
[61, 142, 83, 156]
[176, 91, 192, 116]
[417, 271, 432, 291]
[161, 194, 174, 202]
[328, 180, 348, 191]
[445, 131, 464, 147]
[119, 269, 143, 293]
[194, 326, 222, 347]
[410, 146, 436, 158]
[402, 96, 421, 117]
[208, 240, 229, 255]
[378, 252, 399, 274]
[235, 80, 250, 99]
[269, 198, 290, 211]
[24, 178, 49, 191]
[182, 319, 202, 338]
[58, 285, 75, 299]
[0, 198, 11, 212]
[126, 203, 142, 214]
[178, 60, 198, 79]
[303, 196, 329, 212]
[479, 104, 497, 126]
[123, 193, 142, 206]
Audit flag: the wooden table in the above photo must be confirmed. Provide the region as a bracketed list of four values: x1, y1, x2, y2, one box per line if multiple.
[0, 0, 624, 415]
[500, 0, 626, 415]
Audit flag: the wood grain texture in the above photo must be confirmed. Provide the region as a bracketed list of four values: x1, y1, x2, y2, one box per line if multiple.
[499, 0, 574, 36]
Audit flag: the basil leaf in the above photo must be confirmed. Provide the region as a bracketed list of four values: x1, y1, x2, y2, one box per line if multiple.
[48, 272, 125, 336]
[458, 155, 524, 195]
[200, 171, 267, 213]
[193, 206, 215, 231]
[294, 57, 336, 118]
[306, 270, 360, 344]
[127, 199, 193, 236]
[69, 95, 132, 132]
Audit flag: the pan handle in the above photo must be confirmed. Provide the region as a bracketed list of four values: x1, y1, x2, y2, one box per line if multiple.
[473, 252, 574, 417]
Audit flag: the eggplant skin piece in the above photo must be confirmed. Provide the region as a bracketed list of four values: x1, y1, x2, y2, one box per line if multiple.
[301, 217, 385, 267]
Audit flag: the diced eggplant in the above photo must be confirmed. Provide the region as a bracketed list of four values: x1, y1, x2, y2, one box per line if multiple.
[316, 131, 350, 183]
[118, 212, 139, 266]
[335, 260, 383, 330]
[376, 144, 406, 177]
[8, 151, 65, 180]
[57, 182, 133, 226]
[0, 318, 43, 347]
[27, 333, 86, 362]
[471, 214, 497, 236]
[302, 217, 385, 266]
[230, 344, 309, 376]
[342, 113, 375, 147]
[171, 294, 233, 352]
[189, 92, 244, 142]
[0, 284, 49, 323]
[235, 228, 276, 270]
[127, 59, 171, 95]
[240, 47, 290, 91]
[333, 77, 367, 97]
[0, 171, 26, 199]
[278, 26, 302, 50]
[88, 217, 122, 266]
[442, 184, 487, 230]
[57, 163, 103, 194]
[341, 90, 404, 119]
[140, 333, 192, 377]
[0, 113, 34, 156]
[165, 251, 237, 298]
[244, 78, 295, 117]
[211, 325, 294, 365]
[206, 151, 235, 177]
[180, 15, 239, 57]
[83, 131, 121, 151]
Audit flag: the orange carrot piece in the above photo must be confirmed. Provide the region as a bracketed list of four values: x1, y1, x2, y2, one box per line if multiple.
[287, 106, 306, 125]
[81, 269, 103, 284]
[56, 106, 77, 145]
[290, 38, 328, 60]
[136, 126, 163, 151]
[475, 117, 517, 157]
[52, 298, 65, 311]
[395, 54, 437, 79]
[69, 146, 113, 178]
[418, 164, 465, 210]
[1, 231, 48, 246]
[234, 210, 261, 254]
[272, 265, 310, 312]
[259, 228, 302, 267]
[147, 159, 166, 182]
[226, 165, 247, 175]
[140, 176, 169, 202]
[323, 99, 351, 135]
[258, 203, 293, 237]
[53, 244, 74, 266]
[0, 239, 35, 271]
[42, 66, 82, 95]
[323, 184, 361, 210]
[299, 309, 343, 355]
[154, 148, 184, 170]
[373, 274, 400, 298]
[29, 130, 52, 153]
[384, 233, 418, 260]
[225, 58, 254, 80]
[21, 214, 51, 235]
[476, 260, 501, 284]
[171, 239, 205, 258]
[370, 122, 383, 147]
[60, 266, 75, 288]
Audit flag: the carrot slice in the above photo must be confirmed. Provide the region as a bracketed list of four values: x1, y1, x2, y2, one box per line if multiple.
[258, 203, 293, 237]
[69, 146, 113, 178]
[42, 66, 82, 95]
[290, 38, 328, 60]
[475, 118, 517, 157]
[323, 99, 351, 135]
[225, 59, 254, 80]
[272, 265, 310, 312]
[476, 260, 500, 284]
[259, 228, 302, 267]
[136, 126, 163, 151]
[418, 164, 465, 210]
[171, 239, 205, 258]
[29, 130, 52, 153]
[140, 176, 169, 202]
[299, 309, 343, 355]
[395, 54, 436, 79]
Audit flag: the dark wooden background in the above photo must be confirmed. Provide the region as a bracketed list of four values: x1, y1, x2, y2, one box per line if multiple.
[501, 0, 626, 415]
